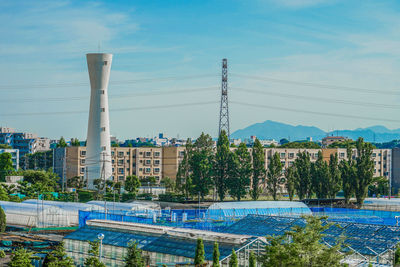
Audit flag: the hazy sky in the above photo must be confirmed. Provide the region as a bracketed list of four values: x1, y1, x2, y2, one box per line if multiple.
[1, 0, 400, 140]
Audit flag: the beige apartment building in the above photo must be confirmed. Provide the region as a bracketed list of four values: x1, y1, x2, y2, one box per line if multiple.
[61, 146, 163, 183]
[57, 146, 392, 189]
[162, 146, 185, 179]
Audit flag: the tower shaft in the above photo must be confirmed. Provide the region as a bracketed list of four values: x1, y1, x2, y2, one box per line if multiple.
[86, 53, 113, 189]
[219, 58, 230, 138]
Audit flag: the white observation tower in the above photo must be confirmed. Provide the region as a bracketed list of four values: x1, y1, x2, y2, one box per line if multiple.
[86, 53, 113, 189]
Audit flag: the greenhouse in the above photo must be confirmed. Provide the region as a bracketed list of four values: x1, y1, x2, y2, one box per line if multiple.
[64, 219, 267, 267]
[22, 199, 105, 226]
[0, 201, 71, 227]
[86, 200, 160, 212]
[206, 201, 311, 220]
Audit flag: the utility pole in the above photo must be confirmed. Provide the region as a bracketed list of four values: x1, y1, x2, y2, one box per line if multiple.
[218, 58, 230, 138]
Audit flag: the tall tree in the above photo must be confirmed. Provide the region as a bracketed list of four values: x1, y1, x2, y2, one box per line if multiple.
[328, 153, 341, 199]
[56, 137, 67, 148]
[293, 151, 312, 200]
[227, 143, 251, 201]
[260, 216, 344, 267]
[124, 175, 141, 196]
[124, 242, 145, 267]
[0, 206, 6, 233]
[213, 242, 220, 267]
[213, 130, 230, 201]
[70, 138, 80, 146]
[311, 151, 330, 199]
[194, 238, 205, 266]
[9, 248, 34, 267]
[339, 145, 356, 204]
[251, 139, 265, 200]
[285, 166, 296, 201]
[229, 249, 238, 267]
[176, 139, 193, 199]
[44, 243, 74, 267]
[354, 138, 374, 206]
[266, 152, 283, 200]
[249, 251, 256, 267]
[0, 152, 14, 182]
[84, 241, 105, 267]
[190, 133, 213, 200]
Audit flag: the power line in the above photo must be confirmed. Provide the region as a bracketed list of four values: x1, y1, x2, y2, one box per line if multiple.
[0, 74, 218, 90]
[1, 101, 218, 117]
[0, 86, 219, 103]
[232, 73, 400, 96]
[231, 101, 400, 123]
[231, 87, 400, 110]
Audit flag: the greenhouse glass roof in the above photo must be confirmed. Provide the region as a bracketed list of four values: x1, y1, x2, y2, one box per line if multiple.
[64, 225, 251, 261]
[221, 215, 400, 256]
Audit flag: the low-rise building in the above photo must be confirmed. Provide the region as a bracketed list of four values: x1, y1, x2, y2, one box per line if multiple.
[321, 136, 349, 148]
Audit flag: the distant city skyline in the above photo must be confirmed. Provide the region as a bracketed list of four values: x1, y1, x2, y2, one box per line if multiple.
[1, 0, 400, 140]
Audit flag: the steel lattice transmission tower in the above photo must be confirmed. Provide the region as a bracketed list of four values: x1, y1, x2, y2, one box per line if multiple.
[219, 58, 230, 138]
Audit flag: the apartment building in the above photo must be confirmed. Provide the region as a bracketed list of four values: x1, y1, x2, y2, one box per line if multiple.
[162, 146, 186, 179]
[322, 148, 391, 178]
[321, 136, 349, 148]
[54, 146, 163, 184]
[0, 128, 50, 158]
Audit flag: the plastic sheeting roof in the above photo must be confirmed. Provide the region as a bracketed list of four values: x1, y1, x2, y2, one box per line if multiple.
[0, 201, 63, 215]
[206, 201, 311, 219]
[22, 199, 105, 212]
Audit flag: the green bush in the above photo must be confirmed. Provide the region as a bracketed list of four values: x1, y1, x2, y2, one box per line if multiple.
[77, 190, 94, 202]
[122, 192, 139, 202]
[0, 250, 5, 258]
[158, 193, 185, 202]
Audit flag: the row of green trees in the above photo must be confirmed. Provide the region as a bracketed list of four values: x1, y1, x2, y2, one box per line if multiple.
[284, 138, 375, 205]
[176, 131, 376, 205]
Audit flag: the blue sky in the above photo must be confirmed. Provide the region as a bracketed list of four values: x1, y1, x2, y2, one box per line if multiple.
[1, 0, 400, 140]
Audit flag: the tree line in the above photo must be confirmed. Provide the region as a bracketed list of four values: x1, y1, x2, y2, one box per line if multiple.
[176, 131, 377, 206]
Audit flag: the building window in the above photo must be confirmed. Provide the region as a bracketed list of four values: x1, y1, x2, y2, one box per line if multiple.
[80, 151, 86, 157]
[154, 151, 160, 157]
[118, 168, 124, 174]
[80, 168, 85, 174]
[118, 176, 124, 181]
[112, 168, 115, 172]
[80, 159, 85, 165]
[102, 146, 106, 151]
[139, 168, 143, 171]
[154, 160, 160, 165]
[104, 61, 108, 65]
[145, 160, 151, 165]
[101, 127, 106, 132]
[145, 152, 151, 157]
[288, 153, 294, 158]
[372, 153, 376, 157]
[118, 159, 124, 165]
[118, 151, 124, 157]
[101, 108, 105, 112]
[280, 153, 285, 158]
[145, 168, 151, 173]
[154, 168, 160, 173]
[340, 153, 345, 158]
[100, 90, 105, 94]
[179, 151, 185, 157]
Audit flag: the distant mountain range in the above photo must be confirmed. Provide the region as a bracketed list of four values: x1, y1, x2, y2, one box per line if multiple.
[231, 120, 400, 143]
